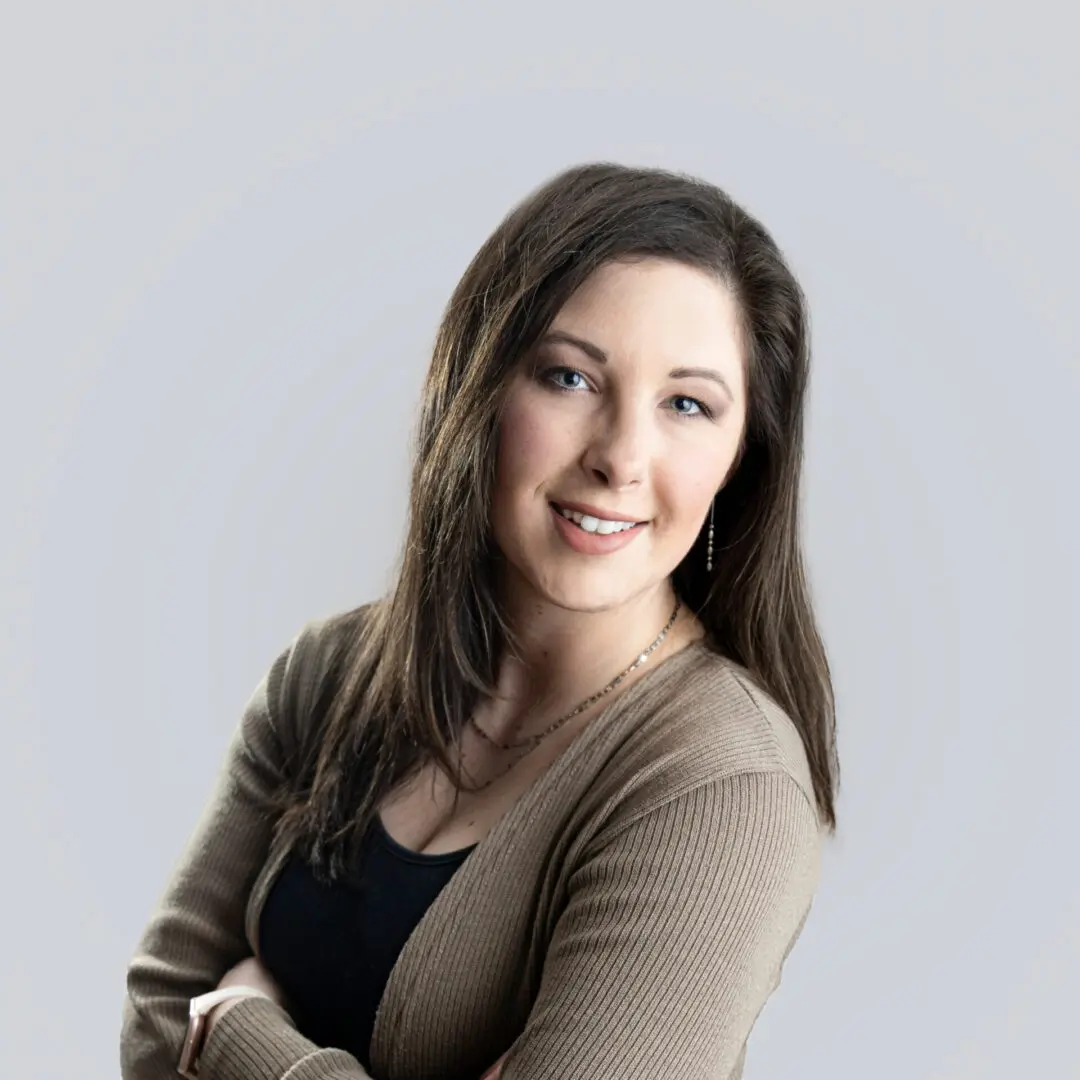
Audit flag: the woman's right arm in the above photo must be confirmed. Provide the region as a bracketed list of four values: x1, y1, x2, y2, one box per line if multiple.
[120, 632, 301, 1080]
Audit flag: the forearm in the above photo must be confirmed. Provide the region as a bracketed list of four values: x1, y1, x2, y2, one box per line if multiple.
[200, 996, 374, 1080]
[202, 995, 506, 1080]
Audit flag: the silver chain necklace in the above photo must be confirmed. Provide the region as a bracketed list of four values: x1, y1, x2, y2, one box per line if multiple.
[459, 597, 681, 790]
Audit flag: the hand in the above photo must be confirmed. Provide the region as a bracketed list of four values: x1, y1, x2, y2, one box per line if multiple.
[206, 955, 288, 1037]
[216, 955, 287, 1004]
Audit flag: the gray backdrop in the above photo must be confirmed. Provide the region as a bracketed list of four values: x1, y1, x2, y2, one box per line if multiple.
[2, 4, 1077, 1078]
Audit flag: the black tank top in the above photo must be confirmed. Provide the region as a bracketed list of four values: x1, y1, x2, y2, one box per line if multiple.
[258, 815, 476, 1071]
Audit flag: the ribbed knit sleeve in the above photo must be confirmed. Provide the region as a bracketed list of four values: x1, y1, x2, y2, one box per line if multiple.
[119, 637, 310, 1080]
[199, 995, 372, 1080]
[500, 770, 822, 1080]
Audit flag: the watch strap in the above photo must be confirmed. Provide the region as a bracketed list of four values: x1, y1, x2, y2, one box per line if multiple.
[178, 985, 273, 1078]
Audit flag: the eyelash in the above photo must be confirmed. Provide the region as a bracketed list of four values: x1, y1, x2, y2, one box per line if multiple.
[538, 365, 717, 421]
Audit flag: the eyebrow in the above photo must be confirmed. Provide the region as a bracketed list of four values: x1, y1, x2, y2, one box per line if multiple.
[540, 330, 735, 401]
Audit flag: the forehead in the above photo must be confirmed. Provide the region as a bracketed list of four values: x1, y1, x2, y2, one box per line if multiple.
[549, 258, 744, 373]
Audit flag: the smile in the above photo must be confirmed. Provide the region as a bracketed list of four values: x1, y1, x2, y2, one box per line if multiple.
[548, 502, 649, 555]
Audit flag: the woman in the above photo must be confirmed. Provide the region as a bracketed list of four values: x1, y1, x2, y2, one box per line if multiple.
[120, 162, 839, 1080]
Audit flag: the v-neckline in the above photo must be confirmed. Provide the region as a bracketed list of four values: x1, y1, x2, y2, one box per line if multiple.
[367, 635, 710, 1073]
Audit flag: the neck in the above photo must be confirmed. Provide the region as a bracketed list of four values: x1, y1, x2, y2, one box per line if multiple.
[483, 574, 699, 739]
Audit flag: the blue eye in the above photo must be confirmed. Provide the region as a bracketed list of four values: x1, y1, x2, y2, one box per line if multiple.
[544, 367, 588, 391]
[539, 366, 715, 420]
[671, 395, 713, 419]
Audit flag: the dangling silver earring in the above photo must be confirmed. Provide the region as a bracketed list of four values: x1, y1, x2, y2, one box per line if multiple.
[706, 497, 715, 573]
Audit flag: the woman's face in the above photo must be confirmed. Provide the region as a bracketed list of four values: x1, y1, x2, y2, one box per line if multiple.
[491, 257, 749, 613]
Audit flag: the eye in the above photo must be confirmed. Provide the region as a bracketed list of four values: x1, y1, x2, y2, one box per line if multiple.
[539, 365, 716, 421]
[670, 395, 714, 420]
[540, 366, 591, 392]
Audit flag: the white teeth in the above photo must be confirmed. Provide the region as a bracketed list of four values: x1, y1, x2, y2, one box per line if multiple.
[557, 506, 639, 534]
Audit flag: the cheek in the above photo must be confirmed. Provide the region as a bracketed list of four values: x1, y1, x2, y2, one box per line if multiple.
[655, 454, 729, 530]
[491, 396, 569, 556]
[496, 394, 571, 486]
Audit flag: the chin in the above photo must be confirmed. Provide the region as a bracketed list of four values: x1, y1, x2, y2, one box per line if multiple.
[530, 573, 639, 614]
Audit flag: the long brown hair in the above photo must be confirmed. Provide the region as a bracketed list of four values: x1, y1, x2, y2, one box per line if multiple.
[273, 162, 840, 883]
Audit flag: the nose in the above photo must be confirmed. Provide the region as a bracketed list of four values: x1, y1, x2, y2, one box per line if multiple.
[580, 397, 649, 490]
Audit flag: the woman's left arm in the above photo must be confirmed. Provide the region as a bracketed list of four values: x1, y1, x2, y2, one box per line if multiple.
[496, 769, 823, 1080]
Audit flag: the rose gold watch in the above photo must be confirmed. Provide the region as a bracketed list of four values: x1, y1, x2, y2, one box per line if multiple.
[178, 985, 272, 1078]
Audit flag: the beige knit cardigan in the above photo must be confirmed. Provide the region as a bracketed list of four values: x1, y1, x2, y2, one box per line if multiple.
[120, 609, 825, 1080]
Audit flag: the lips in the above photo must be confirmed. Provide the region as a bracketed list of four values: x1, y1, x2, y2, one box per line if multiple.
[548, 502, 648, 556]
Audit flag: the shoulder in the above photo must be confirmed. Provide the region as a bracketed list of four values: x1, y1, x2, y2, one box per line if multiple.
[270, 598, 382, 757]
[287, 600, 376, 672]
[581, 640, 821, 832]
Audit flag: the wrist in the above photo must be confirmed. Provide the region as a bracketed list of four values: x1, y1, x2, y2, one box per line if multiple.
[203, 994, 244, 1037]
[178, 986, 275, 1079]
